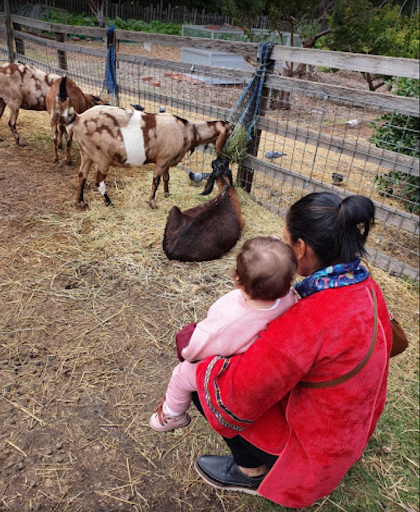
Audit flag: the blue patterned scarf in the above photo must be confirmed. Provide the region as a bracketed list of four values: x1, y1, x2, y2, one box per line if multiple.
[294, 259, 369, 298]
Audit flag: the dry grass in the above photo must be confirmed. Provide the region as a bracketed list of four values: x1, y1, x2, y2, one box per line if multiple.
[0, 110, 418, 512]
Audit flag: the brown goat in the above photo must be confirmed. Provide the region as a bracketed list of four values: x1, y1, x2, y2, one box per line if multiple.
[163, 157, 244, 262]
[45, 76, 106, 164]
[62, 104, 231, 209]
[0, 63, 59, 146]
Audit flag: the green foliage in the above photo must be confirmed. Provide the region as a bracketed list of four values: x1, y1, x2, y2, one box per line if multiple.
[325, 0, 420, 59]
[42, 10, 97, 27]
[371, 78, 420, 213]
[40, 10, 182, 35]
[222, 0, 265, 37]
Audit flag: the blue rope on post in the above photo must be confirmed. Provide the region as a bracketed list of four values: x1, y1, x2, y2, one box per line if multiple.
[103, 26, 119, 106]
[227, 41, 275, 140]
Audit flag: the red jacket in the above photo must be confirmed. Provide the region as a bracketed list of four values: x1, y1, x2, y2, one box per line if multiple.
[196, 277, 392, 508]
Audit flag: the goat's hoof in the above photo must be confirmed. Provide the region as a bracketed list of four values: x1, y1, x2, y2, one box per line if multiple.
[148, 200, 158, 209]
[65, 160, 73, 166]
[77, 200, 89, 209]
[164, 193, 171, 198]
[53, 159, 59, 164]
[18, 142, 26, 147]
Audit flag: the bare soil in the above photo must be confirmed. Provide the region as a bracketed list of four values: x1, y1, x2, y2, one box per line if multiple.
[0, 114, 264, 512]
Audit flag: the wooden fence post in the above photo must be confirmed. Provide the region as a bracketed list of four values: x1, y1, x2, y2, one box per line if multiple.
[4, 0, 15, 63]
[55, 32, 68, 71]
[237, 87, 269, 193]
[13, 22, 25, 57]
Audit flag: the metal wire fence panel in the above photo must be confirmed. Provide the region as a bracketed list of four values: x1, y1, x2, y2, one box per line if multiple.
[0, 23, 7, 61]
[0, 18, 418, 280]
[239, 84, 419, 280]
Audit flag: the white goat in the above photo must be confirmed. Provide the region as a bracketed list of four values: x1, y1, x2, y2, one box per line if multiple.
[64, 105, 232, 208]
[0, 63, 59, 146]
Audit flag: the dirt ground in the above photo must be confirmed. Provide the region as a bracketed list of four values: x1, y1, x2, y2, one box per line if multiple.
[0, 112, 267, 512]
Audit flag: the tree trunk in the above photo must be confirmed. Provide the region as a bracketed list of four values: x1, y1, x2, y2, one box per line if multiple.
[86, 0, 107, 28]
[362, 72, 386, 91]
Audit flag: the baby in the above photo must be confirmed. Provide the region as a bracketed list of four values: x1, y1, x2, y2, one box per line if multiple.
[150, 236, 298, 431]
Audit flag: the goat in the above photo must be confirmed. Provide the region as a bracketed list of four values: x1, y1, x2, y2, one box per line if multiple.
[0, 63, 60, 146]
[45, 76, 106, 164]
[162, 156, 244, 262]
[63, 104, 231, 208]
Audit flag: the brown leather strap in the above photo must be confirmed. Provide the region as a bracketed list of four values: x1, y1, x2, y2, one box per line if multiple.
[300, 285, 378, 389]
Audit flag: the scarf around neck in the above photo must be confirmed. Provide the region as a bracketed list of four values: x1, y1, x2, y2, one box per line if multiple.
[294, 259, 369, 298]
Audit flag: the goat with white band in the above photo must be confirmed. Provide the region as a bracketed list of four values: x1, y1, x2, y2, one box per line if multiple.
[64, 104, 231, 209]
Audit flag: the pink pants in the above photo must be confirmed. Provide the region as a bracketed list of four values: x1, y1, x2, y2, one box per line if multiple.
[165, 360, 198, 415]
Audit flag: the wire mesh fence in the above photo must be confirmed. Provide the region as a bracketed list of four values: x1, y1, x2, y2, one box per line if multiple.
[1, 16, 419, 280]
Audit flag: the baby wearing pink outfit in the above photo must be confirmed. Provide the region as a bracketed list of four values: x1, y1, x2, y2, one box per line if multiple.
[150, 236, 298, 432]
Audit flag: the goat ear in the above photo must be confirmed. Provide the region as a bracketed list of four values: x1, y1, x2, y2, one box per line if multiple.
[214, 123, 231, 155]
[201, 174, 216, 196]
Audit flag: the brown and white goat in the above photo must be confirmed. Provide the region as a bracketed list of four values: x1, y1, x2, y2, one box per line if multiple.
[45, 76, 106, 164]
[163, 156, 244, 262]
[63, 104, 231, 208]
[0, 63, 60, 146]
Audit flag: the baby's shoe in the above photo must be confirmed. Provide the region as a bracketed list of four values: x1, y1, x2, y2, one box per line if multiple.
[149, 397, 191, 432]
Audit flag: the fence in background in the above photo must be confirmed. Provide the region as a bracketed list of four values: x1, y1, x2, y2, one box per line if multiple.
[1, 0, 274, 28]
[0, 13, 419, 280]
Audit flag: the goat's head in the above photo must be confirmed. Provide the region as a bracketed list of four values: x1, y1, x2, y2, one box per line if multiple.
[201, 156, 232, 196]
[62, 106, 77, 125]
[87, 94, 109, 107]
[214, 121, 232, 156]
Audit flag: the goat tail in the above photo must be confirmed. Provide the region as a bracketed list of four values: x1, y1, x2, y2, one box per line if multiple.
[58, 75, 68, 102]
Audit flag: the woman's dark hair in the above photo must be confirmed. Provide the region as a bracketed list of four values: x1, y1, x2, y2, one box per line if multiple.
[286, 192, 375, 267]
[234, 236, 297, 301]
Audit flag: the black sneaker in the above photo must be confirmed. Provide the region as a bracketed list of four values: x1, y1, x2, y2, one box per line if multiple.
[194, 455, 266, 495]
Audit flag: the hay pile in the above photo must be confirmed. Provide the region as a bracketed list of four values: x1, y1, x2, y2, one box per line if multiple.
[0, 110, 418, 512]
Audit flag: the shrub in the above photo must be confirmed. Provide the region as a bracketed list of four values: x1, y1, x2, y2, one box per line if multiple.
[371, 78, 419, 213]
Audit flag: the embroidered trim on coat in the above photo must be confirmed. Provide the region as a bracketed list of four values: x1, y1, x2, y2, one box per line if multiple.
[204, 356, 253, 431]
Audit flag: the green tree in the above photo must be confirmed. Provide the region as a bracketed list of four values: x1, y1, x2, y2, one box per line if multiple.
[325, 0, 420, 90]
[222, 0, 265, 41]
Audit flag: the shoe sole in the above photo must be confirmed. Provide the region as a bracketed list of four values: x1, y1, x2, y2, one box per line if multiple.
[194, 460, 259, 496]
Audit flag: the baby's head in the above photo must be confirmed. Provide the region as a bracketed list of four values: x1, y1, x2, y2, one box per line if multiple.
[234, 236, 297, 301]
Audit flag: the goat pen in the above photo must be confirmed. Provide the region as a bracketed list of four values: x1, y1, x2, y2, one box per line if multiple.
[0, 11, 419, 280]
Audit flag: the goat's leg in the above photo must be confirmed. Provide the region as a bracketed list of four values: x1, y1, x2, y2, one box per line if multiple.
[95, 168, 113, 207]
[77, 151, 93, 207]
[58, 125, 66, 149]
[149, 176, 161, 209]
[0, 98, 5, 142]
[52, 122, 59, 163]
[163, 173, 170, 197]
[149, 164, 169, 209]
[65, 127, 73, 165]
[8, 107, 25, 147]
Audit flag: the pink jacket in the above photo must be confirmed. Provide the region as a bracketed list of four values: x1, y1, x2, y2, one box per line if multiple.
[181, 288, 298, 362]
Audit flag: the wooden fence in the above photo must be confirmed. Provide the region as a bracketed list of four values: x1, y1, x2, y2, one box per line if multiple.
[0, 12, 419, 280]
[3, 0, 273, 28]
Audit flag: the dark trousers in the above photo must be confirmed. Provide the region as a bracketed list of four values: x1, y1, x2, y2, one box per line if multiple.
[192, 393, 278, 470]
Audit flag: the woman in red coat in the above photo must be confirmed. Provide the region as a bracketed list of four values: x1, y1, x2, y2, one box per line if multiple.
[192, 192, 392, 508]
